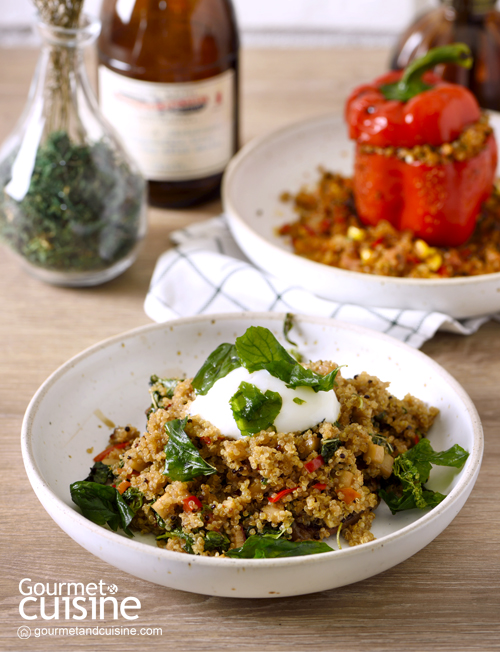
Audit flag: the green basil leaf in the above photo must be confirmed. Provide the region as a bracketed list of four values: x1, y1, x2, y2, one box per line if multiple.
[163, 417, 217, 481]
[115, 491, 136, 535]
[392, 456, 430, 509]
[235, 326, 339, 392]
[235, 326, 299, 382]
[156, 528, 194, 553]
[122, 487, 144, 513]
[84, 461, 114, 484]
[320, 438, 342, 463]
[378, 487, 418, 513]
[225, 534, 333, 558]
[260, 526, 286, 539]
[70, 481, 134, 536]
[379, 439, 468, 515]
[282, 313, 303, 361]
[283, 312, 298, 347]
[425, 442, 469, 468]
[288, 364, 340, 393]
[379, 487, 447, 514]
[149, 375, 181, 412]
[370, 434, 394, 454]
[192, 343, 241, 395]
[149, 375, 180, 398]
[404, 438, 469, 484]
[229, 381, 282, 437]
[204, 531, 231, 552]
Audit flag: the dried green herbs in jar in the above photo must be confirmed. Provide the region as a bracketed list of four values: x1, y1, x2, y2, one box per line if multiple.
[1, 131, 144, 273]
[0, 0, 146, 286]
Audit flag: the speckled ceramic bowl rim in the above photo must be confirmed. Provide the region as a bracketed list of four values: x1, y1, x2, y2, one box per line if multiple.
[222, 112, 500, 289]
[21, 312, 484, 569]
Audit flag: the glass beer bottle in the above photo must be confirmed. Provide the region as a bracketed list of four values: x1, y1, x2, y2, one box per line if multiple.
[390, 0, 500, 111]
[98, 0, 239, 207]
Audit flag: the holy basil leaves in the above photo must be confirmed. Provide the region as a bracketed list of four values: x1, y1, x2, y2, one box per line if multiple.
[321, 437, 342, 463]
[235, 326, 340, 393]
[204, 531, 231, 552]
[84, 461, 114, 484]
[226, 534, 333, 559]
[379, 439, 469, 514]
[191, 326, 340, 397]
[283, 312, 298, 347]
[191, 343, 241, 395]
[70, 481, 135, 536]
[149, 375, 181, 412]
[157, 528, 194, 553]
[163, 417, 217, 482]
[404, 438, 469, 473]
[229, 381, 282, 437]
[156, 528, 230, 554]
[371, 433, 394, 454]
[122, 486, 144, 512]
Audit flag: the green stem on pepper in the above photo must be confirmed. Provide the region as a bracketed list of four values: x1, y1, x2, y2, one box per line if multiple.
[380, 43, 473, 102]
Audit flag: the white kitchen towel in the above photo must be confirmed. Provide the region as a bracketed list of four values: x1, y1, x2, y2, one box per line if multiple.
[144, 215, 499, 348]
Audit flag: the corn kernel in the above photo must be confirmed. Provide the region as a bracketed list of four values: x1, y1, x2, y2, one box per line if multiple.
[415, 239, 438, 260]
[347, 225, 365, 241]
[415, 239, 430, 258]
[360, 248, 373, 262]
[427, 253, 443, 272]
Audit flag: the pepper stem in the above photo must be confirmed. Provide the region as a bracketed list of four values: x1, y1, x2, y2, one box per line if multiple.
[380, 43, 473, 102]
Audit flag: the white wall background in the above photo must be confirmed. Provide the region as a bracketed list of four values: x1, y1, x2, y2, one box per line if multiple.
[0, 0, 440, 47]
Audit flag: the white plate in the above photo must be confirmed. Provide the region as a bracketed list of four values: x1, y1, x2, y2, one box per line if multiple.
[21, 313, 483, 598]
[223, 113, 500, 319]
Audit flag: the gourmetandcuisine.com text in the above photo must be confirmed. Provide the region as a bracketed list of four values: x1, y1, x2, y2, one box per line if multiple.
[31, 627, 162, 636]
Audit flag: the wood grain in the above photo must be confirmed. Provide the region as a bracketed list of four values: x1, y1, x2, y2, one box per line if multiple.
[0, 46, 499, 652]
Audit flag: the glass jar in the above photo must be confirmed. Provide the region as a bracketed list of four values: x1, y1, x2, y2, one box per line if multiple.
[0, 15, 147, 286]
[390, 0, 500, 111]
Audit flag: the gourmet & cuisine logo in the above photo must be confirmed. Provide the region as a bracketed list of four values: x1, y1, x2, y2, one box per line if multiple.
[19, 578, 141, 621]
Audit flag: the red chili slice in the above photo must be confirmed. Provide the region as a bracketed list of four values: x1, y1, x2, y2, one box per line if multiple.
[183, 496, 202, 513]
[269, 487, 298, 503]
[304, 455, 325, 473]
[93, 441, 129, 462]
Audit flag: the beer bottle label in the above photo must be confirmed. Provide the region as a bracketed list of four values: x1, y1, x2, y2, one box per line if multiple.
[98, 67, 235, 181]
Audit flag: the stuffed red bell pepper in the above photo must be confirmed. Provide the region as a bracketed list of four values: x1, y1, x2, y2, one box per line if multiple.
[345, 44, 497, 247]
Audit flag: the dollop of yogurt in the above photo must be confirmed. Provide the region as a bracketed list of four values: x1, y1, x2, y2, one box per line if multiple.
[189, 367, 341, 440]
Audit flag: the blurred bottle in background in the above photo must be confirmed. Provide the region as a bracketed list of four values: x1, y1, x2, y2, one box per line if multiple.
[390, 0, 500, 110]
[98, 0, 239, 208]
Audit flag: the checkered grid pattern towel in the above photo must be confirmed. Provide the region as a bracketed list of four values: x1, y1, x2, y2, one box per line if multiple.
[144, 215, 499, 348]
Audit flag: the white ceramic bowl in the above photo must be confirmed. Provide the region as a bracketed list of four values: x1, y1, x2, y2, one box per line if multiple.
[223, 113, 500, 319]
[22, 313, 483, 598]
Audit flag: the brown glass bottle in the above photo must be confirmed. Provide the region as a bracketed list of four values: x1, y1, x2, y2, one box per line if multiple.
[98, 0, 239, 208]
[390, 0, 500, 111]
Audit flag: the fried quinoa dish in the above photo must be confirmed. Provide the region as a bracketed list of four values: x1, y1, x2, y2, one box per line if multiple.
[70, 326, 468, 559]
[278, 167, 500, 278]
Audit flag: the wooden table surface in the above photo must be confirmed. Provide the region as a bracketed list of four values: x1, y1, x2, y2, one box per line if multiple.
[1, 46, 499, 652]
